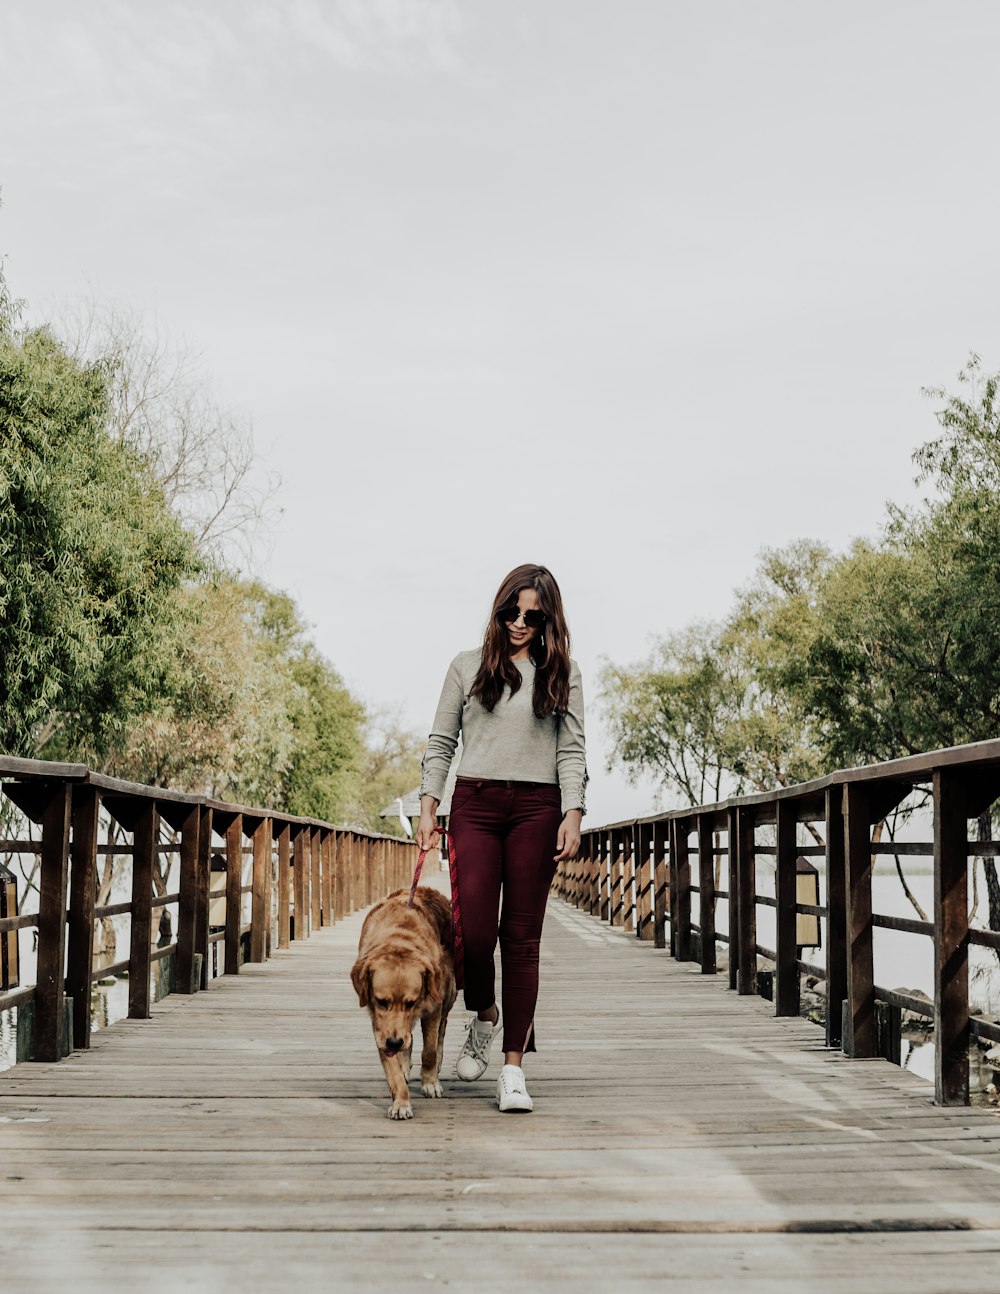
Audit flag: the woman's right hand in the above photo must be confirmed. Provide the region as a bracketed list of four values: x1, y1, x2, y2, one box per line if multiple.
[417, 800, 441, 851]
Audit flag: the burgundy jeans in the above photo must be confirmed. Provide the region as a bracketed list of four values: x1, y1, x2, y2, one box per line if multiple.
[448, 776, 563, 1054]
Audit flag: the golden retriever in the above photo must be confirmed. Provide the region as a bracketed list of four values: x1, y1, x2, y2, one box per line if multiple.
[350, 885, 457, 1120]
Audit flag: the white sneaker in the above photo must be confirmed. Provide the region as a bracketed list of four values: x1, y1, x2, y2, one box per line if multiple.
[496, 1064, 533, 1113]
[455, 1009, 502, 1081]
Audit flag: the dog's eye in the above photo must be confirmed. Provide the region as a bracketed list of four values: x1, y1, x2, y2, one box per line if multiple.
[404, 1000, 417, 1009]
[375, 998, 389, 1009]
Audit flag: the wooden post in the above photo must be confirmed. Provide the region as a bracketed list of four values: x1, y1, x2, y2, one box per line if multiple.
[652, 820, 668, 950]
[726, 807, 739, 991]
[224, 814, 243, 975]
[622, 826, 636, 933]
[774, 799, 799, 1016]
[311, 829, 322, 930]
[250, 818, 271, 963]
[582, 831, 594, 916]
[321, 831, 333, 926]
[176, 805, 201, 994]
[265, 823, 275, 957]
[34, 782, 73, 1062]
[333, 831, 346, 920]
[934, 767, 969, 1105]
[825, 786, 847, 1048]
[605, 828, 620, 931]
[674, 819, 692, 962]
[351, 834, 361, 913]
[566, 836, 579, 907]
[637, 823, 654, 941]
[128, 799, 158, 1018]
[360, 838, 370, 909]
[668, 819, 679, 957]
[736, 807, 757, 996]
[843, 783, 875, 1057]
[277, 824, 291, 948]
[293, 828, 308, 939]
[66, 785, 100, 1049]
[697, 815, 716, 973]
[596, 830, 609, 921]
[196, 807, 213, 989]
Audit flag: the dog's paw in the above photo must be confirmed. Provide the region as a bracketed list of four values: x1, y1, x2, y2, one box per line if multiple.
[388, 1100, 414, 1120]
[421, 1079, 444, 1099]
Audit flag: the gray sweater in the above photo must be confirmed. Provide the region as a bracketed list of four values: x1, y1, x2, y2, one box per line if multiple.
[419, 649, 588, 815]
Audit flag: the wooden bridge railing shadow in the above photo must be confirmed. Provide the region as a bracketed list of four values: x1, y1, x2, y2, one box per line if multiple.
[0, 756, 414, 1065]
[554, 737, 1000, 1108]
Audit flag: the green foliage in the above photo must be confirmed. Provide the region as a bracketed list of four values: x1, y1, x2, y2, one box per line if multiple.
[344, 709, 424, 835]
[600, 623, 742, 806]
[261, 586, 366, 822]
[109, 578, 368, 820]
[0, 254, 415, 831]
[807, 358, 1000, 764]
[721, 541, 833, 790]
[0, 324, 199, 759]
[603, 356, 1000, 807]
[601, 543, 832, 807]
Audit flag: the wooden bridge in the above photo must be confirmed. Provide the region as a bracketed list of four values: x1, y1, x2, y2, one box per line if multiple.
[4, 747, 1000, 1290]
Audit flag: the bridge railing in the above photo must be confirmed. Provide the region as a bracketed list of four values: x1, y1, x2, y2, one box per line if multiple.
[0, 757, 414, 1065]
[554, 738, 1000, 1106]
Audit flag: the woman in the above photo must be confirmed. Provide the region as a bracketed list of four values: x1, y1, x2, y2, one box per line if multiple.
[417, 563, 587, 1113]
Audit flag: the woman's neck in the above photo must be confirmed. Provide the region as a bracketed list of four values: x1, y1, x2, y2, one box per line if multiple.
[509, 647, 533, 664]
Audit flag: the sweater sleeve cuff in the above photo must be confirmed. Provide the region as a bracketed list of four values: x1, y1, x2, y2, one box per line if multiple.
[560, 788, 586, 816]
[418, 773, 446, 804]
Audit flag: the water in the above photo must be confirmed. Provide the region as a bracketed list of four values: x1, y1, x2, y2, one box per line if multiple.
[688, 855, 1000, 1105]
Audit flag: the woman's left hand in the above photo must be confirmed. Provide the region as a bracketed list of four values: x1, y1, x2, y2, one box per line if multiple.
[554, 809, 582, 863]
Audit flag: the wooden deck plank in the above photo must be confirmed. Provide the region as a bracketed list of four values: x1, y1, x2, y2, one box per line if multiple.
[4, 877, 1000, 1291]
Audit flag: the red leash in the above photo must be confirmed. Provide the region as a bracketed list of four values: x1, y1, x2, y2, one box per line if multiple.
[406, 847, 429, 908]
[406, 836, 465, 990]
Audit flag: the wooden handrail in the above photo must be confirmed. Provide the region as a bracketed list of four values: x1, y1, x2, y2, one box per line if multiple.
[552, 736, 1000, 1108]
[0, 760, 416, 1064]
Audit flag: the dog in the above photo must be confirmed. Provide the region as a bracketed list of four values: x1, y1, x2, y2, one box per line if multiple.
[350, 885, 457, 1120]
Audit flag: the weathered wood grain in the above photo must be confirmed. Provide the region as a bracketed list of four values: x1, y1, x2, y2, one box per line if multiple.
[4, 875, 1000, 1292]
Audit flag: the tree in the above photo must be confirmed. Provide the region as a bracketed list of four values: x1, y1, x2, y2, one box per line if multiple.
[807, 359, 1000, 764]
[271, 594, 367, 824]
[601, 544, 832, 809]
[61, 302, 277, 566]
[344, 706, 425, 835]
[0, 322, 199, 762]
[600, 623, 747, 808]
[108, 578, 291, 800]
[721, 541, 833, 792]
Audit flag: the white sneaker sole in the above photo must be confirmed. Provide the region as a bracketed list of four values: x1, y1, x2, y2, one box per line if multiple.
[497, 1094, 533, 1113]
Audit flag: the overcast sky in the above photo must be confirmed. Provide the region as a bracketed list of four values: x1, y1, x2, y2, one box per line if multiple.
[3, 1, 1000, 824]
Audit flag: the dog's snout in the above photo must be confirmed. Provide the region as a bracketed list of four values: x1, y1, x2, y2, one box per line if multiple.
[384, 1037, 404, 1055]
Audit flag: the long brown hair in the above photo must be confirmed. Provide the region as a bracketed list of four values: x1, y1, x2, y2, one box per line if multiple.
[469, 564, 572, 717]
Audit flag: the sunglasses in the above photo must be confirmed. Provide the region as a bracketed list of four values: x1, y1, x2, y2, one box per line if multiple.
[498, 605, 547, 629]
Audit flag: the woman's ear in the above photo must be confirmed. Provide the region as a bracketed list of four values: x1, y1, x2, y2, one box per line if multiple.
[350, 957, 371, 1006]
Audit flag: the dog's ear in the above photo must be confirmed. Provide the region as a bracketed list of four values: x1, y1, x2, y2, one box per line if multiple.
[350, 957, 371, 1007]
[422, 962, 445, 1004]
